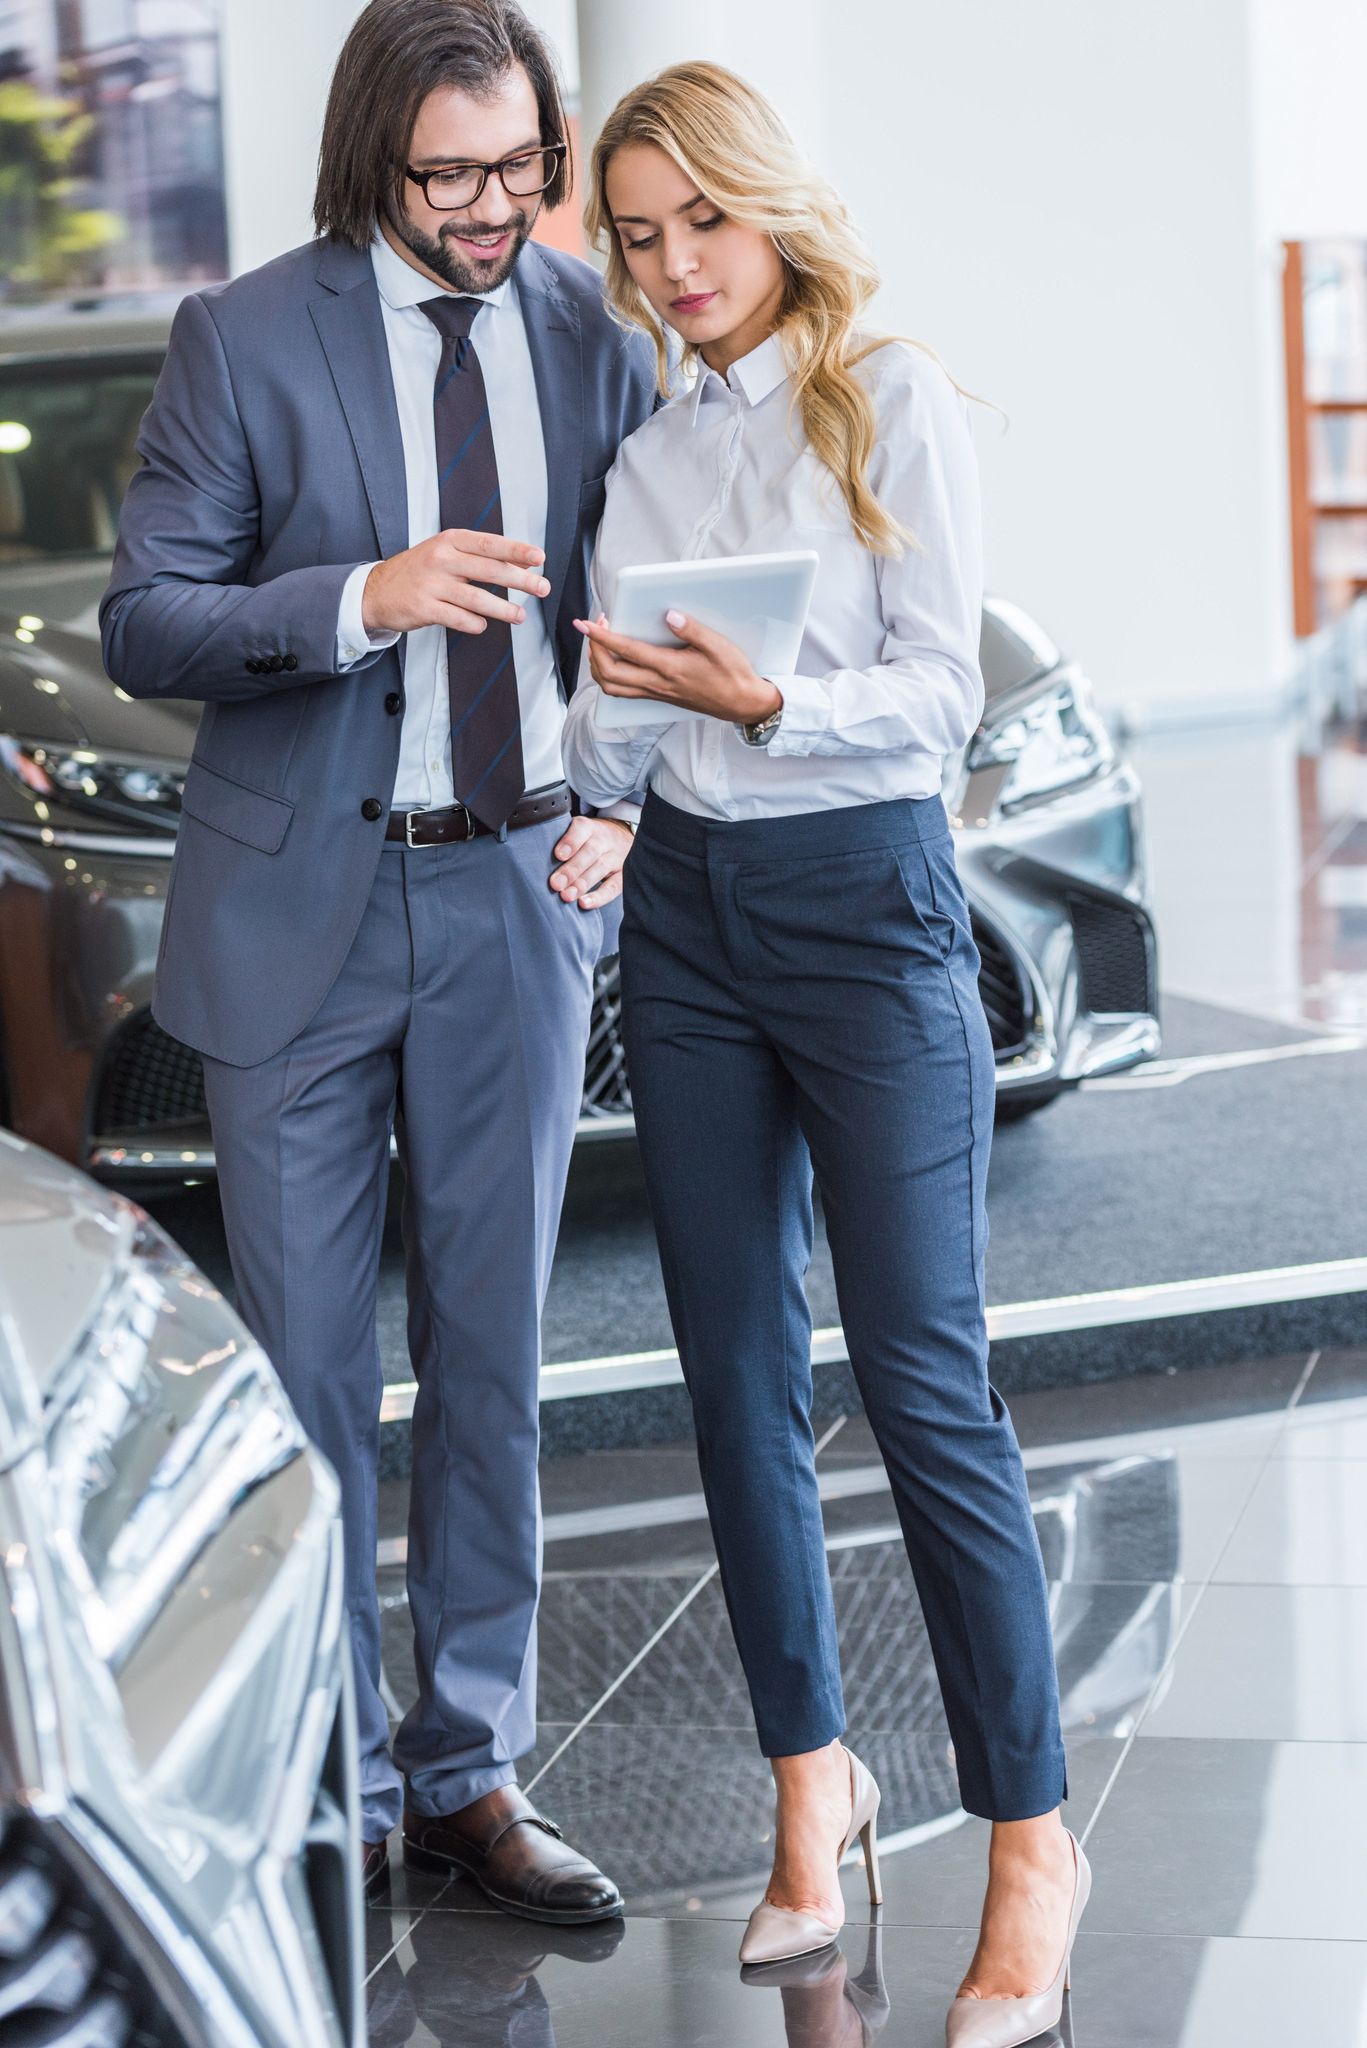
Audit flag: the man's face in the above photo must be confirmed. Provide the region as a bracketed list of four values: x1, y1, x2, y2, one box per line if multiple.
[387, 67, 545, 294]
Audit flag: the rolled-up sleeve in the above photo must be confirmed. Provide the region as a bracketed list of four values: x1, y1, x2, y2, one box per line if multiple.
[766, 353, 985, 761]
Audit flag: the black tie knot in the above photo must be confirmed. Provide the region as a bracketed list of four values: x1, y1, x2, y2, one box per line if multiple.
[419, 294, 482, 347]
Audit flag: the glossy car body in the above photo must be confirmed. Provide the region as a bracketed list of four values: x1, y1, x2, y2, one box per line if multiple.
[0, 312, 1158, 1183]
[0, 1129, 364, 2044]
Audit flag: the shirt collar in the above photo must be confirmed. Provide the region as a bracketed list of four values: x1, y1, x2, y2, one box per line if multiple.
[688, 330, 789, 426]
[369, 224, 513, 315]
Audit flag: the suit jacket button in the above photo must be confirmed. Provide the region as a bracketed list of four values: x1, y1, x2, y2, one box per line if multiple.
[361, 797, 384, 822]
[384, 692, 402, 715]
[268, 654, 285, 672]
[246, 658, 260, 673]
[283, 653, 298, 671]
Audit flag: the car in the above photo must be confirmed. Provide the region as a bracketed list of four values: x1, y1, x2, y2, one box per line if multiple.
[0, 311, 1159, 1185]
[0, 1127, 364, 2046]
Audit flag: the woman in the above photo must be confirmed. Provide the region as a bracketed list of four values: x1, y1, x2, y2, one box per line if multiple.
[559, 63, 1088, 2046]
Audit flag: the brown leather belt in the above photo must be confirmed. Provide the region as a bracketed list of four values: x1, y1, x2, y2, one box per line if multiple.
[386, 786, 571, 847]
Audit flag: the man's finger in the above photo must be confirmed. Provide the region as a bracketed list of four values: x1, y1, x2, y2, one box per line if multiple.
[447, 528, 544, 566]
[452, 554, 551, 597]
[432, 601, 489, 635]
[441, 583, 526, 625]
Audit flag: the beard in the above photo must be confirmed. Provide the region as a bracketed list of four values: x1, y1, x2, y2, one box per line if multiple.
[390, 204, 535, 296]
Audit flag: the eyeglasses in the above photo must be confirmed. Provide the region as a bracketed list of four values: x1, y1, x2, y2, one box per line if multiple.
[405, 144, 567, 210]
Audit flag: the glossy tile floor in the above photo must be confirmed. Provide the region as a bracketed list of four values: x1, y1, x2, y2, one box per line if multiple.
[365, 1345, 1367, 2046]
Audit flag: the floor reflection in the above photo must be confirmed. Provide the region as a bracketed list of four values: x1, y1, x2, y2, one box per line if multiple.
[368, 1914, 626, 2048]
[740, 1926, 891, 2046]
[364, 1349, 1367, 2044]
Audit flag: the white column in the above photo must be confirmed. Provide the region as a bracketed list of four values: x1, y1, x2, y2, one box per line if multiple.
[576, 0, 828, 177]
[220, 0, 361, 277]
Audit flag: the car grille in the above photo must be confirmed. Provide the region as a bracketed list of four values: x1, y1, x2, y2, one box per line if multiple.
[0, 1810, 178, 2046]
[971, 914, 1031, 1057]
[583, 958, 632, 1118]
[94, 922, 1042, 1148]
[1067, 893, 1156, 1015]
[95, 1012, 207, 1135]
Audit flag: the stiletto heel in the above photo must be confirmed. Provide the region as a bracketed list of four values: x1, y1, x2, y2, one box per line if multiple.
[738, 1747, 883, 1967]
[860, 1815, 883, 1907]
[944, 1827, 1090, 2048]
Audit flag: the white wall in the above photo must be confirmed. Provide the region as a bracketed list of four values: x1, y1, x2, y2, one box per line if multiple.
[822, 1, 1275, 728]
[220, 0, 356, 275]
[577, 0, 827, 173]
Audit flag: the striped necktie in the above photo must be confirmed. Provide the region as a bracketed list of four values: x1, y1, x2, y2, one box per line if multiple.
[419, 294, 525, 832]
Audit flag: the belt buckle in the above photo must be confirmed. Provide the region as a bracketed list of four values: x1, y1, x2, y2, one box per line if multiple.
[404, 807, 430, 849]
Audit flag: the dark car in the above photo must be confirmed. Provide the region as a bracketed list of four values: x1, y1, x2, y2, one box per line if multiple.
[0, 311, 1158, 1185]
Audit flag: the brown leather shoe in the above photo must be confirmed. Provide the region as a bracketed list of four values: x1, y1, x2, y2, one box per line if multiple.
[402, 1785, 623, 1925]
[361, 1837, 391, 1900]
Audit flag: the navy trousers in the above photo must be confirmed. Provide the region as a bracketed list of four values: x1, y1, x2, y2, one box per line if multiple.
[619, 789, 1067, 1821]
[202, 818, 609, 1839]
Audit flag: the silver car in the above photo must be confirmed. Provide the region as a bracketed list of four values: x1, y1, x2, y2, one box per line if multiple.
[0, 311, 1158, 1182]
[0, 1130, 364, 2045]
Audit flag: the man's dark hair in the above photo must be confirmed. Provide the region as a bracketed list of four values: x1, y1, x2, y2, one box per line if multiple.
[314, 0, 572, 247]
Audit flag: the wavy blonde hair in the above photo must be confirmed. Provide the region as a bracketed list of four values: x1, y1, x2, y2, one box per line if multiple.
[586, 62, 974, 556]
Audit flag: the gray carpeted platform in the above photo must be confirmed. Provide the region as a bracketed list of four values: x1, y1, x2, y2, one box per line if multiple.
[145, 993, 1367, 1439]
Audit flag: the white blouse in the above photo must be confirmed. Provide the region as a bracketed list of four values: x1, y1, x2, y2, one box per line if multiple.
[560, 329, 985, 822]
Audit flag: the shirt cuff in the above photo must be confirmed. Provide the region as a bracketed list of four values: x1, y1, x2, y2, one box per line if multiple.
[336, 562, 399, 669]
[760, 673, 834, 757]
[598, 799, 643, 828]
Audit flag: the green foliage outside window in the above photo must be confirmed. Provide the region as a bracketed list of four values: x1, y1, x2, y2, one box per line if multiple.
[0, 79, 123, 300]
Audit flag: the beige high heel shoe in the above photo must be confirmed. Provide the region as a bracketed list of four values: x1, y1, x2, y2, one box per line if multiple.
[944, 1827, 1091, 2048]
[738, 1747, 883, 1967]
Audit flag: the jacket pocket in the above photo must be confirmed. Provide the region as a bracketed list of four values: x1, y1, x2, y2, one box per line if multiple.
[180, 756, 294, 854]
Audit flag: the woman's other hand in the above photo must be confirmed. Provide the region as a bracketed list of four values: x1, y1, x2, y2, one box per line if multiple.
[573, 610, 783, 725]
[549, 814, 635, 908]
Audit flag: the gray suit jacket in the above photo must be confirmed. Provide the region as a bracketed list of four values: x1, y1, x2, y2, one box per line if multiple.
[100, 235, 657, 1067]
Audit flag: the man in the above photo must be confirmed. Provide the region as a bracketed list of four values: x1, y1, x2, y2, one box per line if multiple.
[100, 0, 656, 1919]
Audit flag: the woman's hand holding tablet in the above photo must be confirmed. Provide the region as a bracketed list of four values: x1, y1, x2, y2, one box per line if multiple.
[577, 549, 818, 730]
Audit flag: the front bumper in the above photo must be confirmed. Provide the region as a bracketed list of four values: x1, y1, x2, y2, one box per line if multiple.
[953, 754, 1161, 1099]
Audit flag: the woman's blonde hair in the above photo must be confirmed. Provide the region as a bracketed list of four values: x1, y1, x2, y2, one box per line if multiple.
[586, 62, 970, 556]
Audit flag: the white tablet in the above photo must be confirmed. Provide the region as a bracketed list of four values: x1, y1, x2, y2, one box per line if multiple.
[592, 549, 820, 731]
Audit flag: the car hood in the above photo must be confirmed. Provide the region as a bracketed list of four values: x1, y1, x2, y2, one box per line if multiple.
[0, 1132, 136, 1445]
[0, 559, 197, 758]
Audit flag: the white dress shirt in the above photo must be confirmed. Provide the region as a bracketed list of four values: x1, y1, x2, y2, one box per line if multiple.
[561, 331, 985, 821]
[335, 228, 565, 807]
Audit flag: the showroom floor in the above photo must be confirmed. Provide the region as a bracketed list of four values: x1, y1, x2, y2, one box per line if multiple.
[363, 1345, 1367, 2047]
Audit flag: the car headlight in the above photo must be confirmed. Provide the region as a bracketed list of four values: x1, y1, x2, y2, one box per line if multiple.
[0, 737, 183, 833]
[967, 674, 1115, 814]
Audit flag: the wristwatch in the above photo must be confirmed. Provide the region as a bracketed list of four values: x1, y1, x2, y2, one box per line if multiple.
[738, 695, 784, 748]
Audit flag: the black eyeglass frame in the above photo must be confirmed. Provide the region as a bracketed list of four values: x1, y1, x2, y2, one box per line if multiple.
[405, 143, 568, 210]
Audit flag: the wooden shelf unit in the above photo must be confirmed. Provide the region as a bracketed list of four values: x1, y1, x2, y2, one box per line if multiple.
[1283, 239, 1367, 635]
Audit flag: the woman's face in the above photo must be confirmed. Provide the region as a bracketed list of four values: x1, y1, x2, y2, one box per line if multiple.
[604, 141, 784, 363]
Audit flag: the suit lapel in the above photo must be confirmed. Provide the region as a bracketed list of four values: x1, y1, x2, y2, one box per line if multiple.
[518, 245, 583, 629]
[309, 239, 409, 571]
